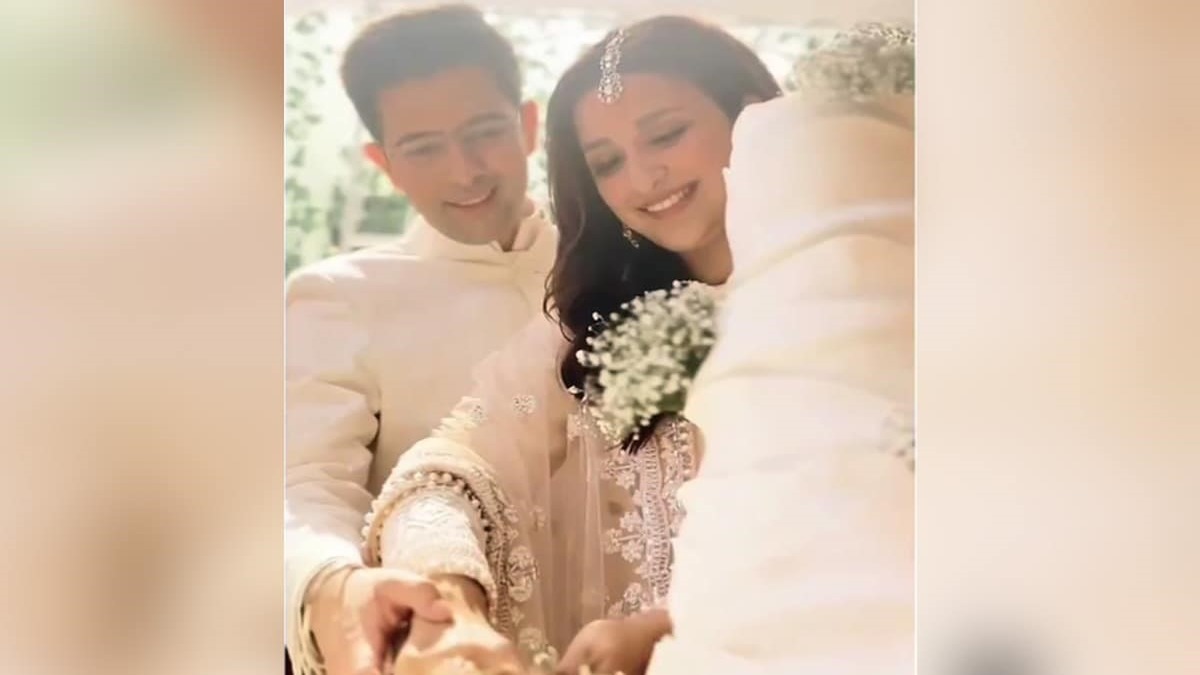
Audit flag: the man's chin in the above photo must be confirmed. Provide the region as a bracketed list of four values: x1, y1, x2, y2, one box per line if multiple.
[431, 219, 513, 247]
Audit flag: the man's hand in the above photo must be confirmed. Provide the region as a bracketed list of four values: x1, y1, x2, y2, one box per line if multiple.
[391, 575, 522, 675]
[306, 565, 452, 675]
[391, 615, 522, 675]
[556, 610, 672, 675]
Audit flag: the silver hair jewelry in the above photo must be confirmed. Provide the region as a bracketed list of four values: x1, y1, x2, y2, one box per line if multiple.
[598, 28, 627, 104]
[622, 226, 640, 248]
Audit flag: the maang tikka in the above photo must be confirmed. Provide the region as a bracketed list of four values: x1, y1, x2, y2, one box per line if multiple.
[597, 28, 627, 104]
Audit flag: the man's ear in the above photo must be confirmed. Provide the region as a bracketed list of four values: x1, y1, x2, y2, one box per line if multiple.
[363, 142, 403, 194]
[519, 100, 540, 157]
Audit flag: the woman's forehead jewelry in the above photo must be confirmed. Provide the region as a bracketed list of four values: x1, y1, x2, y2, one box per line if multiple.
[598, 28, 627, 104]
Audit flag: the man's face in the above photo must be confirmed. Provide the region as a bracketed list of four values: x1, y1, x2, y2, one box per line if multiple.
[368, 66, 537, 247]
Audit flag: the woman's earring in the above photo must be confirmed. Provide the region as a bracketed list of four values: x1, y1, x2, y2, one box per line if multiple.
[622, 226, 641, 248]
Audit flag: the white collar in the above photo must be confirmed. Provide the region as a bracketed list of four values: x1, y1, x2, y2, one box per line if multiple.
[401, 203, 558, 272]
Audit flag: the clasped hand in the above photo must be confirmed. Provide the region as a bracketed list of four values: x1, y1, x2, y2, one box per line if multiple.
[307, 567, 519, 675]
[307, 565, 666, 675]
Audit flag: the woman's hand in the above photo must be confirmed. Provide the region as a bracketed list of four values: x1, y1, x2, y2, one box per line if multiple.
[392, 616, 522, 675]
[556, 609, 672, 675]
[305, 565, 451, 675]
[391, 575, 524, 675]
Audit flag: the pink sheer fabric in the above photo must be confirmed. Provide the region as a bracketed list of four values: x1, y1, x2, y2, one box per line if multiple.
[363, 317, 699, 659]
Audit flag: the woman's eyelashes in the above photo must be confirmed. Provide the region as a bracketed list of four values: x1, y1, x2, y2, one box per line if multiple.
[649, 124, 689, 148]
[589, 154, 623, 178]
[587, 124, 691, 179]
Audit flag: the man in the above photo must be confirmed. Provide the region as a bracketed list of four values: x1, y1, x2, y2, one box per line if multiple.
[285, 6, 555, 674]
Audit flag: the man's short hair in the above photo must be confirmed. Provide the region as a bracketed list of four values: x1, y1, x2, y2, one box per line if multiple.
[340, 4, 523, 143]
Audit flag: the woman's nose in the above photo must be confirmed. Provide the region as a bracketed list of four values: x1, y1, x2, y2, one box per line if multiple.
[628, 157, 667, 194]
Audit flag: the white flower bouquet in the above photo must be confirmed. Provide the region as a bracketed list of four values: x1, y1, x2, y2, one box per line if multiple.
[787, 22, 914, 102]
[576, 281, 718, 445]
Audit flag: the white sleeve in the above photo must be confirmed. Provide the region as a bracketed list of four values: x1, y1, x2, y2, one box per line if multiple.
[284, 268, 380, 675]
[379, 487, 493, 594]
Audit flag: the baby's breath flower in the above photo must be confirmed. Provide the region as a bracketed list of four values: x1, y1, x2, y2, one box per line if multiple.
[577, 281, 718, 444]
[787, 22, 914, 102]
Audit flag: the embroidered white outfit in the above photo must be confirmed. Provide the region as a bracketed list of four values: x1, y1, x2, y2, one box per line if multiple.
[648, 38, 915, 675]
[364, 317, 700, 659]
[284, 212, 557, 674]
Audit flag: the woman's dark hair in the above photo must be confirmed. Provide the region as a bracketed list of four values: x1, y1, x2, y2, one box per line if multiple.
[543, 16, 781, 448]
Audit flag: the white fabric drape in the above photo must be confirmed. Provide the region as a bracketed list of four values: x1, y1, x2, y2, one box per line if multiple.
[648, 93, 914, 675]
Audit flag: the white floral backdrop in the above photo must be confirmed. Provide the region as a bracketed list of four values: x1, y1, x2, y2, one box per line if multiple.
[284, 3, 846, 273]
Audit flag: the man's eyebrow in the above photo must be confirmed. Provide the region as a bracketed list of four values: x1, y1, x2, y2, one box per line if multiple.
[458, 112, 512, 130]
[391, 130, 441, 148]
[391, 112, 513, 148]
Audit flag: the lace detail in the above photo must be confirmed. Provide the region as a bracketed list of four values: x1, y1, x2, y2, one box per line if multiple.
[600, 416, 697, 618]
[379, 490, 493, 593]
[513, 394, 537, 416]
[531, 506, 547, 531]
[506, 546, 538, 603]
[607, 582, 649, 618]
[464, 399, 487, 426]
[660, 420, 695, 538]
[438, 397, 487, 434]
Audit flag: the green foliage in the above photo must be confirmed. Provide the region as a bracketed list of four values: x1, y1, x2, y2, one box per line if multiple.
[285, 11, 337, 275]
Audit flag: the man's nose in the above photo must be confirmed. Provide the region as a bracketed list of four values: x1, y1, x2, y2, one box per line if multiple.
[446, 143, 486, 186]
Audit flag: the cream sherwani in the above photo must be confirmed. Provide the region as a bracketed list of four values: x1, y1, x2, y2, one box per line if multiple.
[284, 211, 557, 673]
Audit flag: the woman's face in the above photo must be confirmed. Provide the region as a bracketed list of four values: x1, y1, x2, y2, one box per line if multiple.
[574, 73, 734, 260]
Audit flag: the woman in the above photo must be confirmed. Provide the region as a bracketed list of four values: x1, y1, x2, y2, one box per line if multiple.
[362, 17, 781, 675]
